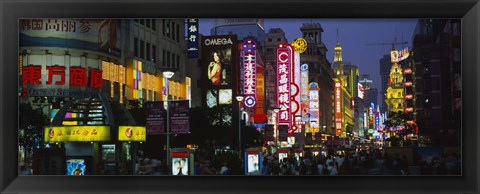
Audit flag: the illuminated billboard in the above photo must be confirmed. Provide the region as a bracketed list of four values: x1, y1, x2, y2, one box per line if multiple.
[309, 82, 320, 133]
[202, 35, 237, 87]
[335, 80, 343, 135]
[118, 126, 146, 141]
[276, 43, 293, 128]
[243, 38, 257, 108]
[66, 159, 86, 176]
[44, 126, 110, 142]
[20, 19, 122, 57]
[300, 64, 309, 122]
[358, 83, 364, 99]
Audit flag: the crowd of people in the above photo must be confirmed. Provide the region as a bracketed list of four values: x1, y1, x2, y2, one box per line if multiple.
[132, 147, 461, 176]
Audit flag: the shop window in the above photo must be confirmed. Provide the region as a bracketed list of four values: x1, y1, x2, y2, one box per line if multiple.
[176, 24, 180, 42]
[166, 51, 171, 67]
[146, 19, 151, 28]
[140, 40, 145, 59]
[152, 19, 156, 31]
[162, 49, 166, 66]
[134, 38, 138, 57]
[152, 45, 157, 63]
[146, 43, 151, 61]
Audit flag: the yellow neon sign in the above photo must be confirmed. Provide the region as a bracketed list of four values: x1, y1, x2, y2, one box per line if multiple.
[44, 126, 110, 142]
[118, 126, 146, 141]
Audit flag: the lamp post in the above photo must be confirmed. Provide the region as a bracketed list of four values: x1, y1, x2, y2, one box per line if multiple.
[273, 108, 280, 147]
[236, 95, 244, 159]
[163, 70, 174, 170]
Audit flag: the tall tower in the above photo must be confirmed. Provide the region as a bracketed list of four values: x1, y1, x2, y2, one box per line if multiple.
[332, 31, 353, 138]
[385, 59, 404, 113]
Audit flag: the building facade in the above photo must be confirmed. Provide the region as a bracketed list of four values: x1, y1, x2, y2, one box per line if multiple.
[300, 23, 334, 135]
[412, 19, 461, 146]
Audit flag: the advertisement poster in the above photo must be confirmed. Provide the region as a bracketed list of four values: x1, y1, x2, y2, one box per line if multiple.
[20, 19, 122, 57]
[246, 153, 261, 175]
[201, 35, 237, 87]
[145, 101, 165, 135]
[66, 159, 86, 176]
[170, 100, 190, 134]
[172, 157, 189, 175]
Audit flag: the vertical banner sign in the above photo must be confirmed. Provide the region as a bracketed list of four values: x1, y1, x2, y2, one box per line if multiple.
[290, 38, 306, 134]
[145, 101, 165, 135]
[243, 39, 257, 108]
[375, 112, 381, 132]
[276, 44, 293, 130]
[256, 66, 264, 112]
[300, 64, 309, 122]
[335, 80, 343, 136]
[309, 82, 320, 134]
[187, 19, 199, 58]
[170, 100, 190, 134]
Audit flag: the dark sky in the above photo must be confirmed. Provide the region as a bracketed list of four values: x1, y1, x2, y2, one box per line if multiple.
[199, 18, 418, 102]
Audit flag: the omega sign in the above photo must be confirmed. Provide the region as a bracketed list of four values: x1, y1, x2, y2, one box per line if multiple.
[204, 38, 233, 46]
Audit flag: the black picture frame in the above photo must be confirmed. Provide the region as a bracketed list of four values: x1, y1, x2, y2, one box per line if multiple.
[1, 0, 479, 193]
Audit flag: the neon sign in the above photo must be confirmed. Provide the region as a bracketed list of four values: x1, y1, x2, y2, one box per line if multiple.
[277, 43, 293, 129]
[243, 38, 257, 108]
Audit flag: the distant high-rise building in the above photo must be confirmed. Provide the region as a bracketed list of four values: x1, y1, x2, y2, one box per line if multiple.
[331, 32, 353, 138]
[379, 54, 390, 113]
[211, 19, 266, 49]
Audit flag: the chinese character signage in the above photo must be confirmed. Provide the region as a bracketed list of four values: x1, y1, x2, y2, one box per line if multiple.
[170, 100, 190, 134]
[300, 64, 309, 122]
[145, 101, 165, 135]
[335, 80, 343, 136]
[187, 19, 199, 58]
[118, 126, 146, 141]
[201, 35, 236, 88]
[243, 38, 257, 108]
[21, 64, 103, 97]
[309, 82, 320, 133]
[44, 126, 110, 142]
[276, 44, 293, 126]
[20, 19, 122, 57]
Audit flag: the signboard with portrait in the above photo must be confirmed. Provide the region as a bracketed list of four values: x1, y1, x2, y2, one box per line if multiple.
[20, 19, 122, 57]
[66, 159, 86, 176]
[171, 149, 192, 176]
[244, 148, 262, 175]
[201, 35, 237, 87]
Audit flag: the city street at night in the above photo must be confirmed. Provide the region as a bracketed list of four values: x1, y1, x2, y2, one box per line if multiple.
[18, 18, 461, 176]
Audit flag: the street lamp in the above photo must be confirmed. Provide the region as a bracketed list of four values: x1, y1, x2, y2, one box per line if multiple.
[163, 70, 174, 171]
[273, 107, 280, 147]
[235, 95, 244, 159]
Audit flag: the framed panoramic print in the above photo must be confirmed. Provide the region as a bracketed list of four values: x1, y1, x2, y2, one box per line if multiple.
[1, 0, 479, 193]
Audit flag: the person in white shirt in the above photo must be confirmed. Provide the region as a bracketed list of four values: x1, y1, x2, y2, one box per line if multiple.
[327, 162, 338, 175]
